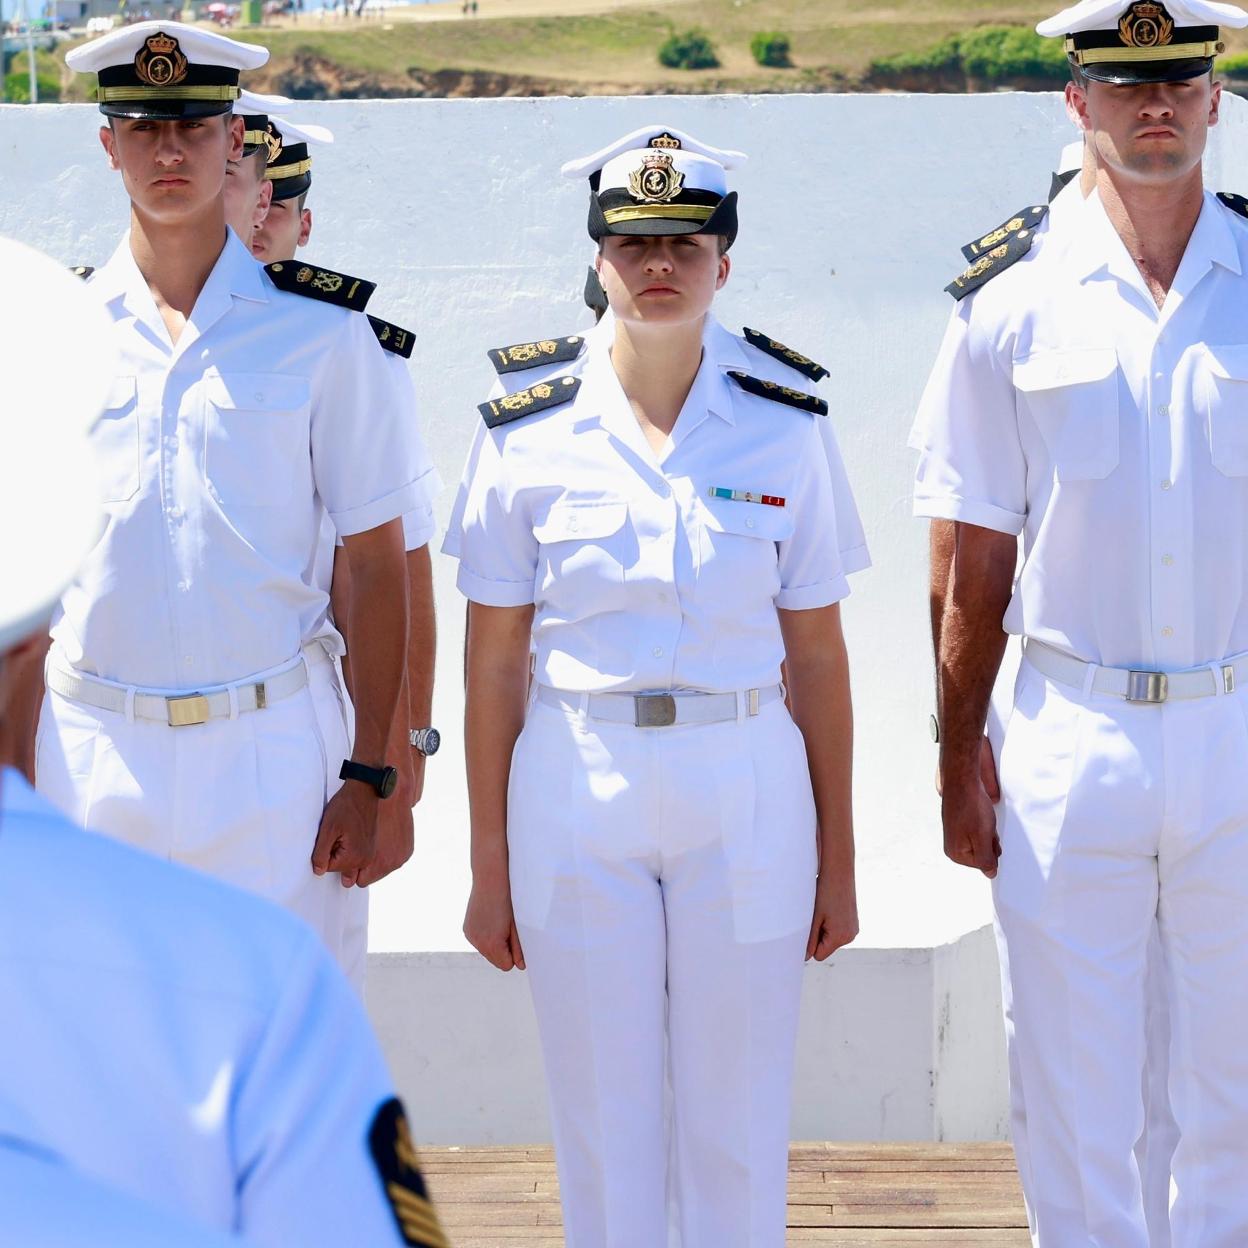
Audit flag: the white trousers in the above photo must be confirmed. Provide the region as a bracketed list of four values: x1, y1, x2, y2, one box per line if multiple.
[35, 645, 360, 985]
[994, 658, 1248, 1248]
[508, 695, 818, 1248]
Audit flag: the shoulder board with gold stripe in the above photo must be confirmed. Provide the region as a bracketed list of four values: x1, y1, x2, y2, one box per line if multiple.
[1218, 191, 1248, 221]
[368, 1098, 451, 1248]
[488, 335, 586, 375]
[741, 327, 828, 382]
[264, 261, 376, 313]
[728, 371, 828, 416]
[68, 265, 95, 280]
[479, 375, 580, 429]
[369, 315, 415, 359]
[945, 230, 1037, 302]
[960, 203, 1047, 262]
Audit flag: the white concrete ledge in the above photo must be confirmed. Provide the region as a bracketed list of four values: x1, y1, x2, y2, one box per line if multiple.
[367, 922, 1007, 1146]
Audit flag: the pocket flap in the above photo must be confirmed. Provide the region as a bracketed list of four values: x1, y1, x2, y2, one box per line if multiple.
[701, 497, 795, 542]
[1202, 344, 1248, 381]
[533, 500, 628, 542]
[105, 376, 136, 408]
[206, 372, 310, 410]
[1014, 349, 1117, 392]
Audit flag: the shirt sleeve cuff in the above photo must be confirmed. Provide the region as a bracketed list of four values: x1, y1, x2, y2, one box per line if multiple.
[402, 507, 436, 551]
[440, 528, 462, 559]
[913, 494, 1025, 536]
[776, 575, 851, 611]
[331, 480, 423, 538]
[456, 564, 536, 607]
[839, 542, 872, 576]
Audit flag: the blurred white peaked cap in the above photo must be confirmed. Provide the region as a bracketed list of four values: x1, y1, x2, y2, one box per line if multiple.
[1037, 0, 1248, 37]
[560, 124, 747, 179]
[234, 88, 293, 115]
[0, 238, 115, 652]
[269, 116, 335, 146]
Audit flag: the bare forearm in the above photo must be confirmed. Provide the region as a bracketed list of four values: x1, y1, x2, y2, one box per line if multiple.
[939, 523, 1015, 790]
[780, 606, 854, 868]
[405, 546, 436, 800]
[344, 525, 408, 766]
[0, 635, 49, 780]
[930, 520, 955, 716]
[465, 603, 533, 875]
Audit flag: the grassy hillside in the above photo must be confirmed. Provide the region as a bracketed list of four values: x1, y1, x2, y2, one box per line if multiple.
[48, 0, 1248, 101]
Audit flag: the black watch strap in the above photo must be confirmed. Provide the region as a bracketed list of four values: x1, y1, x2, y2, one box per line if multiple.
[339, 760, 399, 799]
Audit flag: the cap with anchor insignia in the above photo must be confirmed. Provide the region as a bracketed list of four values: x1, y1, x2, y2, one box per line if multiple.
[1037, 0, 1248, 84]
[489, 335, 587, 376]
[65, 21, 267, 119]
[561, 125, 747, 249]
[264, 116, 334, 202]
[233, 88, 291, 157]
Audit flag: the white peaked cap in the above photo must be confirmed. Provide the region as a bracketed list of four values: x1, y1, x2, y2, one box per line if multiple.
[234, 88, 293, 115]
[65, 20, 268, 72]
[1037, 0, 1248, 37]
[270, 116, 335, 146]
[0, 239, 116, 653]
[560, 124, 747, 179]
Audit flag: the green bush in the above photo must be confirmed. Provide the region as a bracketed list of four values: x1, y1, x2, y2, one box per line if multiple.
[1219, 51, 1248, 75]
[870, 26, 1067, 83]
[658, 29, 720, 71]
[750, 31, 792, 68]
[3, 71, 60, 103]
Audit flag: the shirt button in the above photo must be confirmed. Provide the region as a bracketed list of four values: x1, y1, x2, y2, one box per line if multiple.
[568, 517, 579, 533]
[177, 581, 189, 592]
[1161, 479, 1172, 491]
[184, 657, 193, 666]
[168, 506, 183, 521]
[1158, 404, 1170, 417]
[1162, 554, 1174, 566]
[1161, 626, 1174, 638]
[652, 646, 664, 658]
[166, 436, 179, 452]
[746, 518, 756, 529]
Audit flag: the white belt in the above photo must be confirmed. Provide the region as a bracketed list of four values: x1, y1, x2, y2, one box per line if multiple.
[536, 684, 784, 728]
[1024, 638, 1248, 704]
[47, 660, 308, 728]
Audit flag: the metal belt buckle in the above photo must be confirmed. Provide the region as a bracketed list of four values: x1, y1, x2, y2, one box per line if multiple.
[634, 694, 677, 728]
[1126, 671, 1168, 704]
[166, 692, 211, 727]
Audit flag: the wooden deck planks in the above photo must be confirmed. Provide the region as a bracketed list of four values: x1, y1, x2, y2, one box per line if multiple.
[421, 1142, 1031, 1246]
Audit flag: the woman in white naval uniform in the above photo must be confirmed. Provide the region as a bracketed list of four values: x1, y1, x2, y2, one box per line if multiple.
[449, 127, 867, 1247]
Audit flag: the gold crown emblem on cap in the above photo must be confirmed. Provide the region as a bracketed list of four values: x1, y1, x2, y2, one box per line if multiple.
[629, 149, 685, 204]
[649, 132, 682, 150]
[1119, 0, 1174, 48]
[134, 31, 189, 87]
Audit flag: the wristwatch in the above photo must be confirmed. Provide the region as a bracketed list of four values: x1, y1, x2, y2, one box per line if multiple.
[409, 727, 441, 757]
[339, 760, 399, 799]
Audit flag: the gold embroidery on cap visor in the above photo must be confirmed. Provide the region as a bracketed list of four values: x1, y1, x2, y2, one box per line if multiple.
[628, 150, 685, 204]
[602, 204, 716, 225]
[134, 31, 189, 87]
[96, 84, 240, 102]
[266, 158, 313, 180]
[1067, 36, 1222, 63]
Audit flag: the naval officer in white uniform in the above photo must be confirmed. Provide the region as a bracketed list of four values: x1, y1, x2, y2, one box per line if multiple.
[914, 3, 1248, 1243]
[447, 125, 867, 1248]
[0, 233, 447, 1248]
[19, 24, 424, 979]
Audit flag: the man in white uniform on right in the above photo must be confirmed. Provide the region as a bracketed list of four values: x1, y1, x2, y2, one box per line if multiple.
[914, 2, 1248, 1244]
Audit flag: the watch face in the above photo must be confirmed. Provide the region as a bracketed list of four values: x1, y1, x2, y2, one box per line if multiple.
[422, 728, 441, 756]
[380, 766, 399, 799]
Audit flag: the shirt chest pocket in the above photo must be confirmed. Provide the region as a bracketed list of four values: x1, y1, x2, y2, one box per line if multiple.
[93, 377, 140, 504]
[696, 499, 795, 601]
[1014, 349, 1120, 482]
[532, 500, 633, 596]
[204, 373, 311, 506]
[1201, 345, 1248, 477]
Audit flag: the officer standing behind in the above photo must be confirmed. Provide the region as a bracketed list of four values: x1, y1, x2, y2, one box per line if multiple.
[448, 125, 865, 1247]
[0, 233, 447, 1248]
[914, 2, 1248, 1244]
[23, 23, 424, 976]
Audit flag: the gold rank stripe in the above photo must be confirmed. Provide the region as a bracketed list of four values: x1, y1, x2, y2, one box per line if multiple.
[386, 1183, 449, 1247]
[603, 204, 715, 224]
[1067, 38, 1222, 64]
[266, 158, 313, 180]
[96, 84, 241, 102]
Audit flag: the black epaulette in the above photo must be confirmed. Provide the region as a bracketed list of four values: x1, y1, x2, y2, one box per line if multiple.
[68, 265, 95, 280]
[1218, 192, 1248, 220]
[479, 375, 580, 429]
[368, 1098, 451, 1248]
[741, 327, 829, 382]
[369, 315, 415, 360]
[961, 203, 1048, 262]
[728, 371, 828, 416]
[945, 230, 1037, 302]
[264, 261, 376, 313]
[488, 335, 586, 375]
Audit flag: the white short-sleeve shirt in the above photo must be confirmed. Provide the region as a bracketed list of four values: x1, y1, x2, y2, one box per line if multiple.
[913, 189, 1248, 671]
[0, 768, 419, 1247]
[55, 232, 428, 688]
[448, 313, 867, 692]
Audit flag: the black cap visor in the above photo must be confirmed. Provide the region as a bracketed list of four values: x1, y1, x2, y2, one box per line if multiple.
[99, 97, 234, 119]
[1080, 55, 1214, 83]
[589, 191, 738, 249]
[269, 173, 312, 202]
